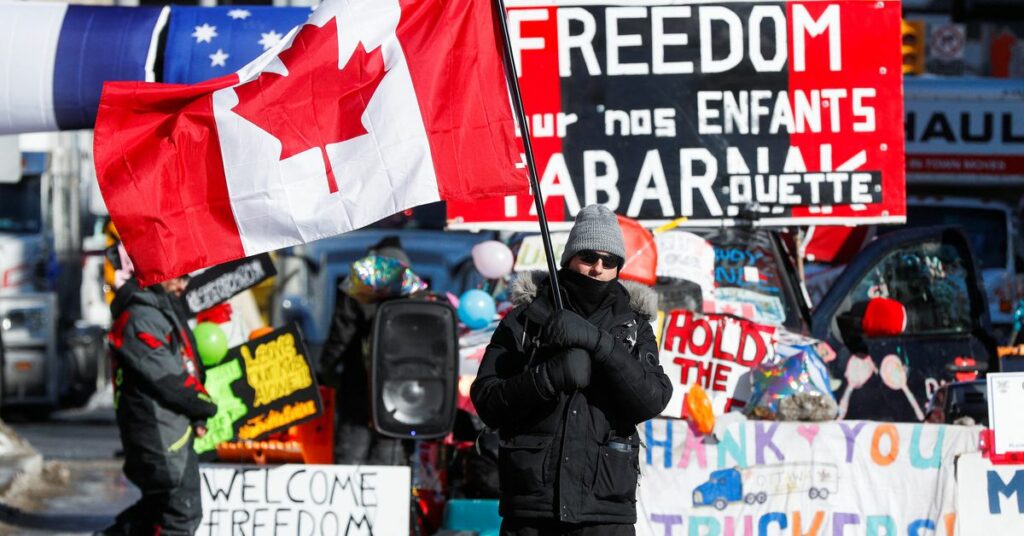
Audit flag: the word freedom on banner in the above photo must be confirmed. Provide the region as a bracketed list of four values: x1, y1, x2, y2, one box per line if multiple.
[198, 464, 410, 536]
[448, 0, 905, 228]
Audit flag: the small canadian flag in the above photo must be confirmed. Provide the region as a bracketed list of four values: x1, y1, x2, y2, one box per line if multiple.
[95, 0, 526, 285]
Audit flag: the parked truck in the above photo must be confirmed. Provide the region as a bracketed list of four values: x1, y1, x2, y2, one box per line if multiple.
[805, 78, 1024, 341]
[692, 463, 839, 510]
[0, 133, 107, 415]
[901, 77, 1024, 340]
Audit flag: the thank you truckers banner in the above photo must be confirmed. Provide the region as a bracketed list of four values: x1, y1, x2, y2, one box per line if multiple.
[447, 0, 905, 229]
[637, 419, 978, 536]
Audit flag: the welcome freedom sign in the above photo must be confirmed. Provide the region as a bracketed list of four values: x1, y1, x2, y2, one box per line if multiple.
[448, 0, 905, 229]
[198, 464, 410, 535]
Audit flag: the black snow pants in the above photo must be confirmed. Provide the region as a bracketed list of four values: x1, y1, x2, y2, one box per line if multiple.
[103, 447, 202, 535]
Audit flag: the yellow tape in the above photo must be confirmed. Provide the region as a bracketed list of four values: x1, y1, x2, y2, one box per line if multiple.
[653, 217, 689, 235]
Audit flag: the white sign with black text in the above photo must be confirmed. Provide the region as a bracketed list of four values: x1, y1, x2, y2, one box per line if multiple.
[988, 372, 1024, 455]
[198, 464, 410, 536]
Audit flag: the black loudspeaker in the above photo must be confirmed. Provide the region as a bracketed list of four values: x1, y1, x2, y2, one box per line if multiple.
[371, 300, 458, 439]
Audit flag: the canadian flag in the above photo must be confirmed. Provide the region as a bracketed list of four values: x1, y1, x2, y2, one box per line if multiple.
[95, 0, 526, 286]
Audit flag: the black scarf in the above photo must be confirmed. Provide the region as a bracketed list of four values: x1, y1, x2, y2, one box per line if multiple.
[558, 268, 615, 318]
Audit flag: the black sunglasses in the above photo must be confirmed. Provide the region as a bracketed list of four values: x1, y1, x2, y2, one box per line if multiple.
[576, 250, 623, 269]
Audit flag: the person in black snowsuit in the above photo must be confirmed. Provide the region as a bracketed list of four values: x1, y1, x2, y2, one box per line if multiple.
[471, 204, 672, 536]
[101, 274, 218, 536]
[321, 236, 417, 465]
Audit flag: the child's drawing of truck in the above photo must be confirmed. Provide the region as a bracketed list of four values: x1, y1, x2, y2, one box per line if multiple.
[692, 463, 838, 510]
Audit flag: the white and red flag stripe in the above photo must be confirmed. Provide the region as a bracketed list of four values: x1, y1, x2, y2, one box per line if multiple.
[95, 0, 526, 286]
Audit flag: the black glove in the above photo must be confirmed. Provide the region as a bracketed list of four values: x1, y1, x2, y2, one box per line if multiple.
[543, 310, 610, 358]
[536, 348, 592, 394]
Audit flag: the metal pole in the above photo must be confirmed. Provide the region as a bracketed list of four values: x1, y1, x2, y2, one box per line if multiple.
[493, 0, 564, 311]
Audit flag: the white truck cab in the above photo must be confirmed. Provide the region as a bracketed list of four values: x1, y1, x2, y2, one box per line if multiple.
[0, 133, 106, 414]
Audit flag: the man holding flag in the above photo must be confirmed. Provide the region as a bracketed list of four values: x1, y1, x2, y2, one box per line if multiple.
[471, 205, 672, 535]
[93, 0, 527, 530]
[94, 0, 526, 286]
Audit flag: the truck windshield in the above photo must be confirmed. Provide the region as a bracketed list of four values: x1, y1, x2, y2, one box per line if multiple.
[901, 205, 1007, 270]
[0, 175, 42, 233]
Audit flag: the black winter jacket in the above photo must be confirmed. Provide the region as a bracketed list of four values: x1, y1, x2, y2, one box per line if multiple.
[109, 280, 218, 488]
[471, 272, 672, 524]
[320, 289, 378, 425]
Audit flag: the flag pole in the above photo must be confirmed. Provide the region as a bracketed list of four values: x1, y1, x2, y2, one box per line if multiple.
[492, 0, 564, 311]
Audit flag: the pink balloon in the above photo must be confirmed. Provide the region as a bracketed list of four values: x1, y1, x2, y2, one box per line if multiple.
[472, 240, 514, 279]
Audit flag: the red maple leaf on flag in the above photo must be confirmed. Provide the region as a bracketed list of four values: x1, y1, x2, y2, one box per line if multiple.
[232, 18, 388, 193]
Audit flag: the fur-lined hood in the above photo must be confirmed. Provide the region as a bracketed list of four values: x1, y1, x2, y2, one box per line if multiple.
[509, 271, 658, 319]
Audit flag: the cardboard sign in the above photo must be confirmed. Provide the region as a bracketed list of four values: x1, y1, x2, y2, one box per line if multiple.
[638, 419, 979, 536]
[184, 253, 276, 315]
[194, 324, 322, 453]
[660, 310, 776, 417]
[198, 464, 410, 535]
[448, 0, 905, 229]
[654, 231, 715, 295]
[512, 232, 569, 273]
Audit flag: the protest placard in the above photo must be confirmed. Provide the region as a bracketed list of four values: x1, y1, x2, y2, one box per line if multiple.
[660, 309, 777, 417]
[639, 419, 978, 536]
[448, 0, 905, 229]
[194, 324, 322, 453]
[183, 253, 276, 315]
[198, 464, 409, 535]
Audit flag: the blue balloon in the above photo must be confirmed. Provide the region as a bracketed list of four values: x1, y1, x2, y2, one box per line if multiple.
[458, 289, 496, 330]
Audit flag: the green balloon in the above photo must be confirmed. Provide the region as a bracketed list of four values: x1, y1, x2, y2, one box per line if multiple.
[193, 322, 229, 367]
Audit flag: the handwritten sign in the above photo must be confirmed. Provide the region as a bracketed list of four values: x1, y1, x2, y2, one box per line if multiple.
[195, 324, 321, 453]
[660, 310, 776, 417]
[956, 451, 1024, 532]
[184, 253, 276, 315]
[639, 419, 979, 536]
[198, 464, 410, 536]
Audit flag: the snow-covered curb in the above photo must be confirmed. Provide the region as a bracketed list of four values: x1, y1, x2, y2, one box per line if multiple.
[0, 419, 43, 497]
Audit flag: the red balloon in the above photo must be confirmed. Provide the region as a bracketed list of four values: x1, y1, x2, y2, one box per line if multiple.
[617, 215, 657, 286]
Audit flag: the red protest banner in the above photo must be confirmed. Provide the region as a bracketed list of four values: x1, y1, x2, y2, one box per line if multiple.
[447, 0, 905, 230]
[659, 309, 777, 417]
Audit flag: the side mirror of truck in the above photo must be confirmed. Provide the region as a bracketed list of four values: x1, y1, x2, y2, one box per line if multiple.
[835, 310, 867, 354]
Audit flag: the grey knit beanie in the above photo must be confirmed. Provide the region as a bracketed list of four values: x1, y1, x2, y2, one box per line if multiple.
[560, 205, 626, 267]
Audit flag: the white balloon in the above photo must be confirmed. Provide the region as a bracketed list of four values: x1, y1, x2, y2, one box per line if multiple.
[472, 240, 514, 279]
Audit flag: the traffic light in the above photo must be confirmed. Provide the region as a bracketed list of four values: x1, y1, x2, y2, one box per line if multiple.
[371, 300, 459, 439]
[902, 19, 926, 75]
